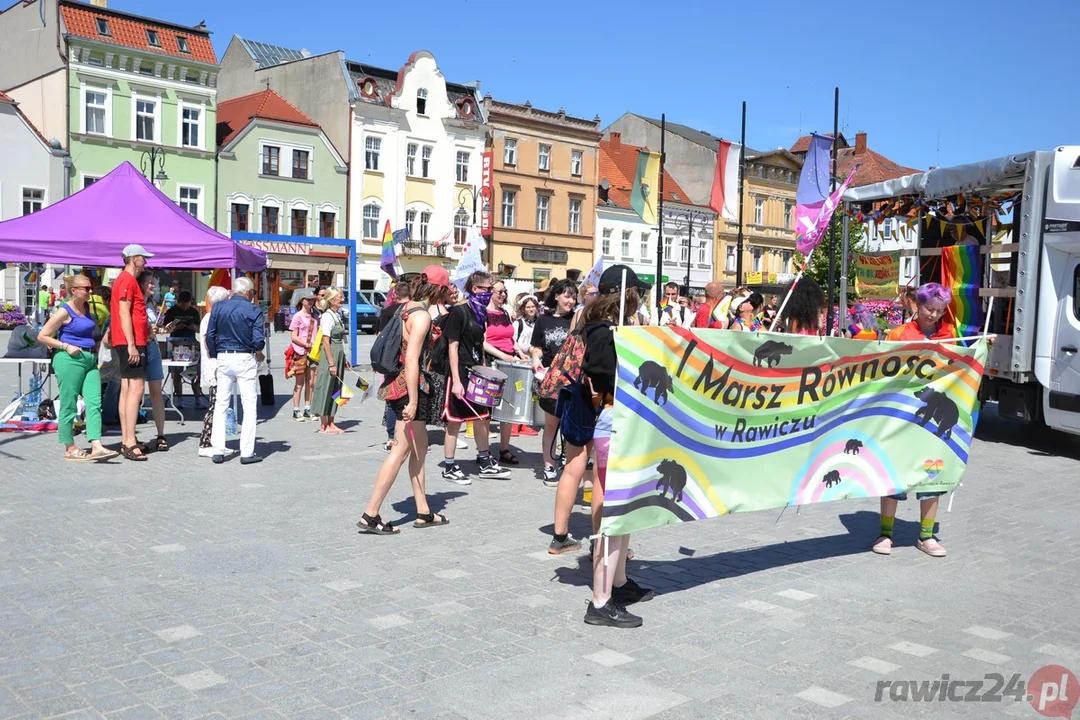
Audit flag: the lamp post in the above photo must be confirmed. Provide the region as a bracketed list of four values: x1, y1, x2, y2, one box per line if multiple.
[139, 146, 168, 188]
[668, 208, 710, 294]
[457, 185, 491, 262]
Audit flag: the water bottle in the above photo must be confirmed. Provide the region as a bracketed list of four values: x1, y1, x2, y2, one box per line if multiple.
[224, 406, 238, 438]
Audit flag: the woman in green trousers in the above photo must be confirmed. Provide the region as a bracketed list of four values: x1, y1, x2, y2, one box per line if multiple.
[310, 288, 350, 434]
[37, 275, 118, 461]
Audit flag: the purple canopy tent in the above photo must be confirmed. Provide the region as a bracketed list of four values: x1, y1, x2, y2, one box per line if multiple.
[0, 162, 266, 272]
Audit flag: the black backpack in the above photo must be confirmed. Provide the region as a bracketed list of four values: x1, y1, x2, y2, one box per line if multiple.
[370, 305, 408, 376]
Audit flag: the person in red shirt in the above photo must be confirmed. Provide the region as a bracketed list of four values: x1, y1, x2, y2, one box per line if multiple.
[692, 281, 727, 329]
[109, 244, 154, 461]
[875, 282, 957, 559]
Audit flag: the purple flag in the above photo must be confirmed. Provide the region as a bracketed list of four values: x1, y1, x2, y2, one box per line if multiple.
[795, 133, 847, 256]
[796, 167, 857, 256]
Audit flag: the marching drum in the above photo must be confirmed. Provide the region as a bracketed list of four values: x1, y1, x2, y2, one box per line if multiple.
[464, 366, 508, 408]
[491, 361, 535, 425]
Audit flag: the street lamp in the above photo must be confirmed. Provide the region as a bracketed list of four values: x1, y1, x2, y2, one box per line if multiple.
[667, 208, 710, 294]
[457, 185, 491, 226]
[139, 145, 168, 187]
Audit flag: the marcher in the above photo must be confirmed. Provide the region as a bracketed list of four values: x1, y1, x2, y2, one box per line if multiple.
[650, 281, 693, 328]
[310, 289, 349, 434]
[378, 284, 411, 450]
[511, 295, 540, 436]
[482, 280, 527, 466]
[288, 294, 317, 421]
[163, 284, 178, 311]
[206, 277, 265, 464]
[846, 303, 880, 340]
[529, 279, 577, 485]
[138, 271, 169, 453]
[728, 292, 765, 331]
[358, 271, 453, 534]
[162, 290, 205, 409]
[439, 271, 513, 483]
[874, 283, 959, 558]
[110, 244, 153, 461]
[36, 275, 118, 461]
[693, 281, 727, 329]
[197, 286, 232, 458]
[778, 278, 826, 336]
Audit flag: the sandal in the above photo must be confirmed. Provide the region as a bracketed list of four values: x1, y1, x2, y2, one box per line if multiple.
[154, 435, 169, 452]
[499, 449, 519, 466]
[88, 449, 120, 462]
[356, 513, 398, 535]
[413, 511, 449, 528]
[64, 448, 92, 461]
[120, 444, 148, 462]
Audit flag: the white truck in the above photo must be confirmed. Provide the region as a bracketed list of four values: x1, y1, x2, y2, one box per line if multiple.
[845, 146, 1080, 436]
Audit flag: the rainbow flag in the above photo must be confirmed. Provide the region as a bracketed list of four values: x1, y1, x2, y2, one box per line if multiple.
[380, 220, 397, 279]
[333, 383, 354, 407]
[24, 269, 37, 283]
[207, 268, 231, 290]
[940, 244, 982, 337]
[630, 149, 661, 225]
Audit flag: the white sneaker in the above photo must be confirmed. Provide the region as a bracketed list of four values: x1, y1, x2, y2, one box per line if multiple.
[441, 463, 471, 485]
[199, 447, 238, 459]
[455, 437, 468, 450]
[477, 457, 511, 480]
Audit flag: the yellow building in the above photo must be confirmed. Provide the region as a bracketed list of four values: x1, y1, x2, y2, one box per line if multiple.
[482, 97, 602, 287]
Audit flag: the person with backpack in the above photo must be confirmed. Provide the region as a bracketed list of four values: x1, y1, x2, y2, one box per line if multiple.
[357, 270, 451, 535]
[529, 279, 578, 487]
[377, 284, 411, 450]
[437, 271, 512, 483]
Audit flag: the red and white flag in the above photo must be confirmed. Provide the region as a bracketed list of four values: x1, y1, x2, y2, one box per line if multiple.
[709, 140, 740, 221]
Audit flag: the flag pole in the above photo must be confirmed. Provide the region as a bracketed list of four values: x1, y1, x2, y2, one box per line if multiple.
[825, 87, 840, 336]
[655, 114, 666, 309]
[736, 101, 746, 288]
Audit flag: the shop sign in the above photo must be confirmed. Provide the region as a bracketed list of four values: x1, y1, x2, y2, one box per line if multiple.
[241, 241, 310, 256]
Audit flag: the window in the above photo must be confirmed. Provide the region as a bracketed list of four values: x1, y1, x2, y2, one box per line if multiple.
[138, 65, 153, 76]
[135, 98, 155, 142]
[601, 228, 612, 257]
[504, 138, 517, 166]
[183, 71, 199, 85]
[95, 18, 110, 35]
[502, 190, 516, 227]
[571, 149, 583, 176]
[87, 56, 104, 67]
[752, 247, 763, 272]
[289, 208, 306, 235]
[680, 237, 689, 263]
[82, 176, 100, 189]
[881, 219, 892, 239]
[664, 236, 673, 261]
[754, 197, 764, 225]
[421, 146, 432, 178]
[146, 29, 160, 46]
[176, 36, 190, 53]
[231, 203, 249, 232]
[568, 198, 582, 234]
[406, 143, 417, 175]
[292, 150, 309, 180]
[726, 246, 736, 271]
[178, 187, 200, 219]
[699, 240, 708, 265]
[904, 257, 914, 277]
[85, 90, 106, 135]
[263, 206, 279, 234]
[362, 204, 380, 238]
[456, 151, 470, 183]
[538, 143, 551, 171]
[621, 230, 631, 259]
[781, 250, 792, 274]
[640, 232, 650, 260]
[420, 211, 431, 242]
[405, 209, 417, 239]
[784, 202, 793, 230]
[181, 106, 200, 148]
[21, 188, 44, 215]
[416, 88, 428, 115]
[262, 145, 279, 176]
[365, 136, 381, 171]
[454, 208, 469, 246]
[319, 211, 335, 238]
[536, 195, 550, 231]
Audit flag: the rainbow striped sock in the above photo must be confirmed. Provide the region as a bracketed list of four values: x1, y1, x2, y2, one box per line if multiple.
[920, 517, 936, 541]
[880, 515, 895, 538]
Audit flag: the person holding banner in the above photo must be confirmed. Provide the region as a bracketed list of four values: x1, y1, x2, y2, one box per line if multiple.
[728, 292, 765, 332]
[650, 282, 693, 329]
[874, 282, 958, 558]
[570, 264, 654, 628]
[778, 277, 826, 336]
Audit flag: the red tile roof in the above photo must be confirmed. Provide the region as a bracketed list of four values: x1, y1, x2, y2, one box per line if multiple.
[789, 133, 918, 187]
[598, 137, 699, 210]
[216, 89, 320, 147]
[789, 133, 849, 154]
[60, 1, 216, 65]
[0, 91, 52, 147]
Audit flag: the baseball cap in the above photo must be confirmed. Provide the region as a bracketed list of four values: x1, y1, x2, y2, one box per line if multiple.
[421, 264, 450, 288]
[122, 243, 154, 259]
[598, 264, 651, 296]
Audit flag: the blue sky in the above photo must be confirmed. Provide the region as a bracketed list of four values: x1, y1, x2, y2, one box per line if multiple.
[118, 0, 1078, 170]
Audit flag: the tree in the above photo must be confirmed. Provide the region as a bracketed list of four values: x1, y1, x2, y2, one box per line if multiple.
[793, 215, 867, 299]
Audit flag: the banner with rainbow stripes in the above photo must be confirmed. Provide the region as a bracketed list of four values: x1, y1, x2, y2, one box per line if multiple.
[600, 327, 989, 536]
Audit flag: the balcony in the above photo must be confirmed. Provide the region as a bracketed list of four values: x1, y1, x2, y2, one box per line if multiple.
[400, 239, 448, 258]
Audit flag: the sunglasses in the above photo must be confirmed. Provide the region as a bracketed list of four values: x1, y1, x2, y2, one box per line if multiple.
[494, 289, 508, 296]
[475, 285, 494, 292]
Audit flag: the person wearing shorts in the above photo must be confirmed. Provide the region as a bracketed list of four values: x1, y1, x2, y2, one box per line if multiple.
[110, 244, 153, 461]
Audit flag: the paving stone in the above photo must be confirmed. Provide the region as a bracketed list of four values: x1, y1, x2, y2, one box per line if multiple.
[171, 670, 227, 692]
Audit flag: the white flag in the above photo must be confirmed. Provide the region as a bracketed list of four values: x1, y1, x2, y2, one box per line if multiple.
[452, 226, 487, 290]
[583, 256, 604, 289]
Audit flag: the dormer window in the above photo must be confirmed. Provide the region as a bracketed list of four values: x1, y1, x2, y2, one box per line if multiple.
[176, 36, 190, 53]
[146, 29, 160, 47]
[358, 77, 376, 99]
[416, 88, 428, 116]
[95, 18, 110, 36]
[460, 99, 473, 118]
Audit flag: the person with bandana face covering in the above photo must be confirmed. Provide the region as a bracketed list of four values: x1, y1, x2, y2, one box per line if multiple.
[439, 271, 512, 483]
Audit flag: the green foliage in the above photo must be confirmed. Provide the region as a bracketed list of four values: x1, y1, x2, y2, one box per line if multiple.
[793, 217, 867, 298]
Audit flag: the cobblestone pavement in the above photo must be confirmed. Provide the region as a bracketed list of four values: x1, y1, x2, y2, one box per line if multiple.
[1, 354, 1079, 719]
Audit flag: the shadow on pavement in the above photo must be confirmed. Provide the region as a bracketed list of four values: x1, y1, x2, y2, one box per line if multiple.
[390, 490, 469, 521]
[549, 510, 926, 594]
[973, 404, 1080, 460]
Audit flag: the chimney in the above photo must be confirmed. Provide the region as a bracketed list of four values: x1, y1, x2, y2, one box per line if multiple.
[609, 131, 621, 148]
[855, 132, 867, 155]
[89, 0, 107, 6]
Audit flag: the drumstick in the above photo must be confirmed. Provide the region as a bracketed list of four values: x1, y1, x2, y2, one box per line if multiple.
[406, 422, 420, 459]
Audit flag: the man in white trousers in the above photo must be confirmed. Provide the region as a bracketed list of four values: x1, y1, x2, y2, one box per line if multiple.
[649, 281, 694, 328]
[205, 277, 265, 464]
